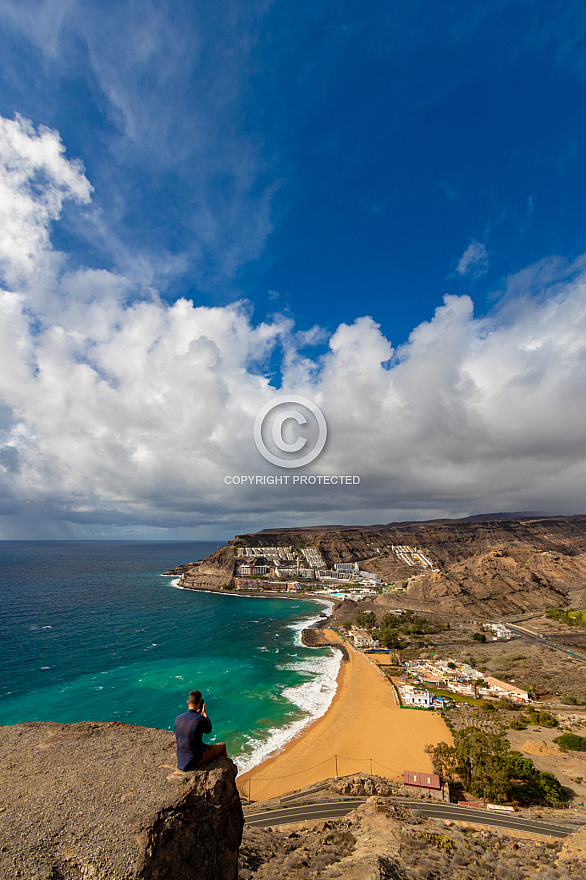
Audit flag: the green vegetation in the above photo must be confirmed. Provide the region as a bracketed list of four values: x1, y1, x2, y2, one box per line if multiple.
[547, 607, 586, 628]
[375, 610, 446, 649]
[524, 709, 558, 728]
[554, 732, 586, 751]
[355, 611, 376, 629]
[472, 632, 486, 642]
[429, 727, 566, 806]
[378, 628, 404, 649]
[425, 687, 483, 705]
[423, 833, 456, 852]
[509, 718, 526, 730]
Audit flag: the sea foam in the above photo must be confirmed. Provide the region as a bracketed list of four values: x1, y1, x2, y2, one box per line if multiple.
[235, 598, 341, 775]
[235, 647, 342, 775]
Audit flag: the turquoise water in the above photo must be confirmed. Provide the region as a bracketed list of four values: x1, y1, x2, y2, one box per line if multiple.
[0, 542, 338, 769]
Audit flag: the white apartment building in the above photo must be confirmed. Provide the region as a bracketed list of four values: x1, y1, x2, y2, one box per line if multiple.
[487, 623, 514, 640]
[317, 569, 355, 581]
[349, 627, 379, 648]
[399, 684, 433, 708]
[301, 548, 326, 569]
[359, 570, 381, 586]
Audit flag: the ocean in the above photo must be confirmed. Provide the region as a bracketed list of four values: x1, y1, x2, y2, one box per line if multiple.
[0, 541, 340, 771]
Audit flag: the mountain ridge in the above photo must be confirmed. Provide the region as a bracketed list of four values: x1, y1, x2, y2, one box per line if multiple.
[170, 514, 586, 617]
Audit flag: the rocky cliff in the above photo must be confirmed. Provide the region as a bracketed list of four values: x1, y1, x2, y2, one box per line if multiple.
[0, 721, 243, 880]
[168, 515, 586, 616]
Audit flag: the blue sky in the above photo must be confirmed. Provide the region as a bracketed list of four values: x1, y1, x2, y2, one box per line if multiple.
[0, 1, 585, 538]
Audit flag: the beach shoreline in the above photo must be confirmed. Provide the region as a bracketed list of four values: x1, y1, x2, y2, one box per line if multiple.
[237, 629, 453, 802]
[232, 598, 341, 775]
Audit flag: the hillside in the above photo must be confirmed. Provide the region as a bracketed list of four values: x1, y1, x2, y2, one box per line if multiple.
[168, 515, 586, 617]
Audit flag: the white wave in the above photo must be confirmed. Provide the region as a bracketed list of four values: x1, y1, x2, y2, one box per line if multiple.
[286, 598, 334, 647]
[234, 647, 342, 775]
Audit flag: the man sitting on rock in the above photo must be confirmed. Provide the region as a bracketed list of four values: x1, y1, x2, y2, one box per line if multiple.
[174, 689, 228, 771]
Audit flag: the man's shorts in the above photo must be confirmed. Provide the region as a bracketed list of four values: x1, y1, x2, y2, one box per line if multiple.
[192, 742, 227, 768]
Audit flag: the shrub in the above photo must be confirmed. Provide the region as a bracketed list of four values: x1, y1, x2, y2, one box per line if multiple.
[472, 632, 487, 642]
[509, 718, 526, 731]
[527, 709, 557, 727]
[554, 732, 586, 752]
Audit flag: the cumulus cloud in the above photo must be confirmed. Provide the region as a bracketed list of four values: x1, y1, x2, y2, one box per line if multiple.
[456, 240, 489, 277]
[0, 115, 92, 287]
[1, 115, 585, 537]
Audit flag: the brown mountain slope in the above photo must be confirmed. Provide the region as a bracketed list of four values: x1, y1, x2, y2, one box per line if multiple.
[169, 515, 586, 617]
[391, 545, 586, 616]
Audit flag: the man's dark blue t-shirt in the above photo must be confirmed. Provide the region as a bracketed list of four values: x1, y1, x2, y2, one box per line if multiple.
[174, 709, 213, 770]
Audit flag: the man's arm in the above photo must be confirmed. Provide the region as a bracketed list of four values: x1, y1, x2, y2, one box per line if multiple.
[198, 702, 211, 731]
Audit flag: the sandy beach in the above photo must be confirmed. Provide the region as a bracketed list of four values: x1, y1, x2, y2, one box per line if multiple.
[238, 630, 453, 801]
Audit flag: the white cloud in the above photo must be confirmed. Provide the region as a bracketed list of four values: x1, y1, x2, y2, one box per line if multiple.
[0, 0, 277, 288]
[1, 115, 586, 537]
[456, 240, 489, 277]
[0, 115, 92, 287]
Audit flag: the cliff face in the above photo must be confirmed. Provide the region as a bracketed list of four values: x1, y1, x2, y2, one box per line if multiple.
[0, 721, 243, 880]
[167, 544, 236, 591]
[169, 515, 586, 616]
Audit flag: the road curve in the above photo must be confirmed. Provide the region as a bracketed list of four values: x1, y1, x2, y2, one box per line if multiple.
[245, 797, 585, 839]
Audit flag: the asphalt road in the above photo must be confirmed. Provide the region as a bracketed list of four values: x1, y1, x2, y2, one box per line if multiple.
[245, 797, 585, 839]
[507, 623, 586, 663]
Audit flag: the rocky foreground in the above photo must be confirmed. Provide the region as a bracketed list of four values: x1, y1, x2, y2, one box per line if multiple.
[0, 721, 243, 880]
[241, 793, 586, 880]
[2, 722, 586, 879]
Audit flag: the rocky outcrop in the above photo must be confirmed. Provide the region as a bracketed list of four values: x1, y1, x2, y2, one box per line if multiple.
[390, 544, 586, 616]
[301, 629, 350, 660]
[167, 543, 237, 591]
[0, 721, 243, 880]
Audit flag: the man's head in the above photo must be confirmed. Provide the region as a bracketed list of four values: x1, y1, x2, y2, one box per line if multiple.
[187, 690, 202, 709]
